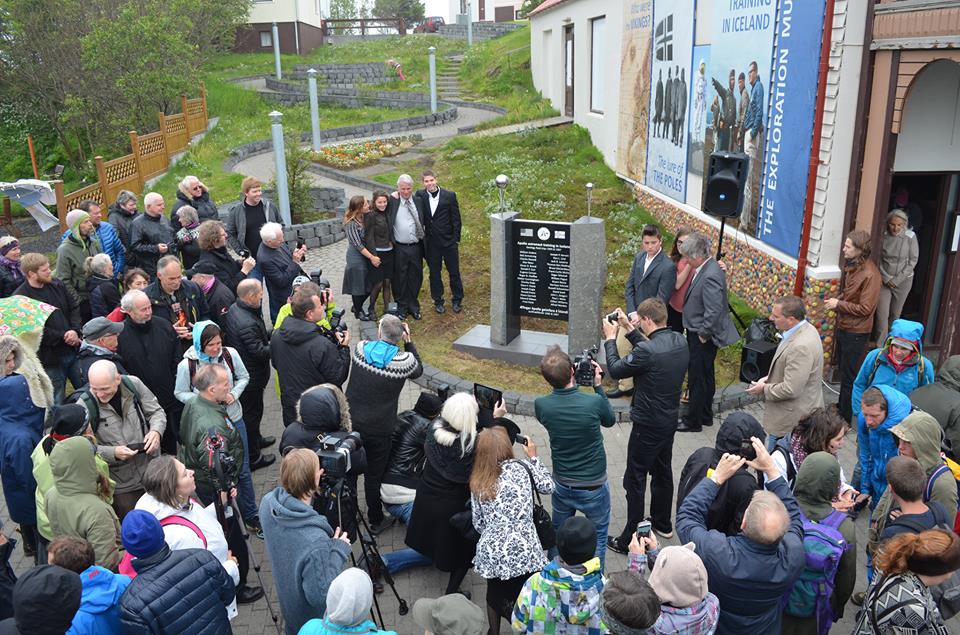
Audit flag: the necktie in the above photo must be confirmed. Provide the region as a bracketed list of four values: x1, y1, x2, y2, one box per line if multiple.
[404, 198, 424, 240]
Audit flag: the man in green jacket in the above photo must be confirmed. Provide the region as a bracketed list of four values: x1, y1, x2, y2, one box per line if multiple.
[534, 345, 615, 568]
[45, 436, 124, 572]
[179, 363, 244, 502]
[55, 208, 102, 320]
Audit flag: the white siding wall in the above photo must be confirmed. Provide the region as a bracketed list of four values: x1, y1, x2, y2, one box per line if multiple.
[249, 0, 324, 28]
[530, 2, 623, 170]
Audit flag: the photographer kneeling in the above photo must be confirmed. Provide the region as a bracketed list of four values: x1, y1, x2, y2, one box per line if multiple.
[261, 449, 353, 635]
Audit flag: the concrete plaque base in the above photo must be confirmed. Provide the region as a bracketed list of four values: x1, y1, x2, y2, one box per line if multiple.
[453, 324, 567, 367]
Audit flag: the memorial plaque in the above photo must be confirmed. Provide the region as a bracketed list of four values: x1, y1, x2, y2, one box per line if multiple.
[510, 219, 571, 320]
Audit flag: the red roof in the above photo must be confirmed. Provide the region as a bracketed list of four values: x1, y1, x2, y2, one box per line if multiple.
[528, 0, 573, 17]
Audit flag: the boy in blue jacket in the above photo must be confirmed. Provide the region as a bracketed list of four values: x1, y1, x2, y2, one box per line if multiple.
[48, 536, 130, 635]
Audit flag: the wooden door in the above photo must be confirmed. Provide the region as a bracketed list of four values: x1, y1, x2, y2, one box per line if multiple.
[564, 25, 574, 117]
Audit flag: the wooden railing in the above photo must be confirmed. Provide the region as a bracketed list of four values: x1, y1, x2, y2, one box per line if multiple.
[54, 86, 209, 231]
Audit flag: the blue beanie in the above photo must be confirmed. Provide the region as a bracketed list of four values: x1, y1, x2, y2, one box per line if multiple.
[121, 510, 166, 558]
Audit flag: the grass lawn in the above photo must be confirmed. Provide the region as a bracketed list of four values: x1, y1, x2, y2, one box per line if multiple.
[374, 124, 758, 394]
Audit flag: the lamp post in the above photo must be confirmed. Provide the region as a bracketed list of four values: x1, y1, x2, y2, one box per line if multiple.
[496, 174, 509, 214]
[428, 47, 437, 114]
[467, 2, 474, 46]
[270, 111, 292, 225]
[307, 68, 321, 152]
[272, 22, 282, 80]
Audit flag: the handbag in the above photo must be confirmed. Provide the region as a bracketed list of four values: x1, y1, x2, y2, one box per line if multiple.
[449, 499, 480, 543]
[516, 461, 556, 551]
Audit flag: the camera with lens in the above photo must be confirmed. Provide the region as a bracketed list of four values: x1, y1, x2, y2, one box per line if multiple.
[605, 311, 620, 325]
[309, 268, 331, 291]
[573, 347, 600, 387]
[238, 249, 251, 259]
[206, 432, 239, 492]
[316, 432, 363, 480]
[385, 302, 402, 318]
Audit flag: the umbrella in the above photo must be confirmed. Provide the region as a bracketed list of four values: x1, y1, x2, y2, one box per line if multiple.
[0, 180, 60, 231]
[0, 295, 57, 338]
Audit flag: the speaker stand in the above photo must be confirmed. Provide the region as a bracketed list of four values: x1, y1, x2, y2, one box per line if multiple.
[715, 217, 748, 331]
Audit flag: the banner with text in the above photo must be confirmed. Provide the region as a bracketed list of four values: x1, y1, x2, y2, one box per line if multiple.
[756, 0, 827, 257]
[645, 0, 695, 201]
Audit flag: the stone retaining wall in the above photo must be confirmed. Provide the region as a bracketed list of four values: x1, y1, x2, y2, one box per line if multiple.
[437, 23, 523, 40]
[223, 107, 458, 172]
[262, 78, 432, 109]
[289, 62, 389, 85]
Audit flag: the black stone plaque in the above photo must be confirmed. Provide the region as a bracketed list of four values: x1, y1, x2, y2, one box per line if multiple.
[510, 219, 571, 320]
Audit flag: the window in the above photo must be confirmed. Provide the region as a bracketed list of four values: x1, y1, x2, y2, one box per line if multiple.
[590, 16, 606, 114]
[260, 31, 273, 48]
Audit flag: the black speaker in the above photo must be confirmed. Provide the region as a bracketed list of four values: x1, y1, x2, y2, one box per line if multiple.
[739, 340, 777, 383]
[705, 152, 749, 218]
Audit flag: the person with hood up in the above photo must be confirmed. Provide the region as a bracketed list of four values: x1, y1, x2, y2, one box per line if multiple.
[625, 531, 719, 635]
[32, 404, 115, 564]
[876, 209, 920, 345]
[55, 208, 103, 320]
[675, 411, 765, 536]
[299, 568, 399, 635]
[168, 176, 220, 231]
[0, 565, 82, 635]
[118, 510, 235, 634]
[852, 318, 934, 422]
[857, 385, 914, 505]
[870, 412, 959, 550]
[279, 384, 366, 469]
[174, 320, 258, 526]
[0, 335, 49, 562]
[47, 536, 129, 635]
[911, 355, 960, 455]
[260, 449, 353, 635]
[271, 283, 351, 426]
[512, 516, 608, 634]
[45, 436, 124, 571]
[782, 452, 857, 634]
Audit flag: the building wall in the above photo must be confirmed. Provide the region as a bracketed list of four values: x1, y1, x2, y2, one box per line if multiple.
[530, 3, 622, 175]
[234, 21, 325, 55]
[249, 0, 325, 28]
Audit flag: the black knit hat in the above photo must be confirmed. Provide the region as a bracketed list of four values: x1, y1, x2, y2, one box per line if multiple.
[557, 516, 597, 565]
[50, 404, 89, 439]
[414, 392, 444, 419]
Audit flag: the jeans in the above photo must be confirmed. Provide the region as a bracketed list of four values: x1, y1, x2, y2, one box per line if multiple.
[384, 501, 413, 524]
[248, 264, 263, 282]
[46, 351, 82, 404]
[550, 481, 611, 570]
[234, 418, 258, 523]
[382, 547, 432, 575]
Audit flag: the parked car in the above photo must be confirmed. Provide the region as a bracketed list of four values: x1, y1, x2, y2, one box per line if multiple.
[414, 16, 445, 33]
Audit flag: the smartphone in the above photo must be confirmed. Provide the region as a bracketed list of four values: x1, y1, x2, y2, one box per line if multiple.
[853, 495, 871, 513]
[127, 442, 145, 453]
[635, 520, 652, 539]
[515, 434, 529, 446]
[473, 383, 503, 412]
[296, 232, 306, 262]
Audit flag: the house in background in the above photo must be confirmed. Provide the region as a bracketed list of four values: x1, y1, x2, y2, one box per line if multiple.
[234, 0, 331, 55]
[448, 0, 525, 22]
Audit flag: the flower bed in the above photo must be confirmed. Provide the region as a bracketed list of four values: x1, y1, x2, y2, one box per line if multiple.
[311, 136, 419, 169]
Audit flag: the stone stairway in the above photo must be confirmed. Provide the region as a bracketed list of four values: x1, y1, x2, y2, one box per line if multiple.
[437, 22, 523, 41]
[438, 53, 464, 100]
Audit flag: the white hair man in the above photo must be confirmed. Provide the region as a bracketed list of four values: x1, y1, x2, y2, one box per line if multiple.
[128, 193, 177, 277]
[256, 221, 306, 322]
[387, 174, 428, 320]
[676, 436, 804, 633]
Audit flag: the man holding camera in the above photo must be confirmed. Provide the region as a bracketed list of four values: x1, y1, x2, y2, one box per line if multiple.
[345, 314, 423, 532]
[271, 283, 352, 426]
[602, 298, 689, 551]
[257, 221, 306, 323]
[534, 345, 615, 567]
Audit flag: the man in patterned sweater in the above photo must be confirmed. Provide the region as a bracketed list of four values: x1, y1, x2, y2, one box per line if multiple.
[345, 314, 423, 532]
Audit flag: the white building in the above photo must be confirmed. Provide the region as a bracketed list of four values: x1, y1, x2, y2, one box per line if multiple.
[235, 0, 330, 54]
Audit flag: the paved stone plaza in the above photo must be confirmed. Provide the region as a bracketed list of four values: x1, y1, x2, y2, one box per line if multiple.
[2, 238, 875, 634]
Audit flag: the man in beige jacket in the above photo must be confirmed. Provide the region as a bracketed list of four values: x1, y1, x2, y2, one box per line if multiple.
[746, 296, 825, 437]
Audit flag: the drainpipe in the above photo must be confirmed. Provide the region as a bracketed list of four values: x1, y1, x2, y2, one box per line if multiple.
[794, 0, 837, 296]
[294, 0, 301, 55]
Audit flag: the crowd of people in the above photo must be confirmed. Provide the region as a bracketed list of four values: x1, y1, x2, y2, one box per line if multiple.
[0, 169, 958, 635]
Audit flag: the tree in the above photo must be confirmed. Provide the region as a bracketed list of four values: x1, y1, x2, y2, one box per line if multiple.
[519, 0, 542, 18]
[372, 0, 424, 23]
[330, 0, 358, 19]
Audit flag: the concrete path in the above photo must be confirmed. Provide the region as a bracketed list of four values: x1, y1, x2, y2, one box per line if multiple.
[465, 114, 575, 137]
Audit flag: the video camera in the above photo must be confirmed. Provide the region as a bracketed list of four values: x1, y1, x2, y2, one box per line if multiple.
[573, 347, 600, 387]
[206, 430, 239, 492]
[316, 431, 363, 480]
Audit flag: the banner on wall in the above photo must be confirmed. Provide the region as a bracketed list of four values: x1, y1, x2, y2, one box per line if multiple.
[617, 1, 654, 183]
[757, 0, 827, 257]
[644, 0, 695, 202]
[687, 45, 711, 178]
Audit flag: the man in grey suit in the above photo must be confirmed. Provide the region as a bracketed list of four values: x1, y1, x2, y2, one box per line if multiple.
[608, 224, 677, 399]
[746, 295, 824, 437]
[676, 232, 741, 432]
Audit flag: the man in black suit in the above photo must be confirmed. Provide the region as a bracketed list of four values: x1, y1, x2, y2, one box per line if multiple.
[387, 174, 428, 320]
[608, 224, 677, 399]
[415, 170, 464, 314]
[676, 232, 741, 432]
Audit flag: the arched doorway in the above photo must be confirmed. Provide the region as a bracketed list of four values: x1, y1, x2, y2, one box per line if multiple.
[888, 59, 960, 356]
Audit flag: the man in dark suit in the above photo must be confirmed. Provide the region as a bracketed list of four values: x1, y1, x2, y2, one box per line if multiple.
[415, 170, 464, 314]
[608, 224, 677, 399]
[676, 232, 741, 432]
[387, 174, 428, 320]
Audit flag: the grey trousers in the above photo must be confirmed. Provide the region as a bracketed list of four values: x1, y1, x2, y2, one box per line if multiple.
[875, 280, 912, 345]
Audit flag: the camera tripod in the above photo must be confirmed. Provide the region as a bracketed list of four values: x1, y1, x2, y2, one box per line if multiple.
[319, 476, 409, 628]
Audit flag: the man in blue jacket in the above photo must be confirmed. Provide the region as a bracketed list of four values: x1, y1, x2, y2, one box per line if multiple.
[851, 318, 934, 421]
[857, 384, 914, 505]
[677, 436, 805, 634]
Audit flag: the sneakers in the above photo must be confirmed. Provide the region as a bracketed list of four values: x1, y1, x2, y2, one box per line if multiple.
[647, 518, 674, 539]
[244, 518, 264, 540]
[851, 591, 867, 606]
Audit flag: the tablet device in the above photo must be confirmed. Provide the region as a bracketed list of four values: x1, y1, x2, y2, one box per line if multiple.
[473, 383, 503, 412]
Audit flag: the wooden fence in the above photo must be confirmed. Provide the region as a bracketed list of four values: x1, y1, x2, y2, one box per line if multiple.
[54, 87, 209, 231]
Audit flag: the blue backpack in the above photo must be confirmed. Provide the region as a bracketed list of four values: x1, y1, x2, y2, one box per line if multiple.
[782, 510, 850, 634]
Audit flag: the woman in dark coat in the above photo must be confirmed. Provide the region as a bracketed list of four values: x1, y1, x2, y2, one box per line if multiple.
[174, 205, 203, 271]
[87, 253, 120, 318]
[196, 220, 255, 292]
[0, 237, 24, 298]
[405, 393, 480, 595]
